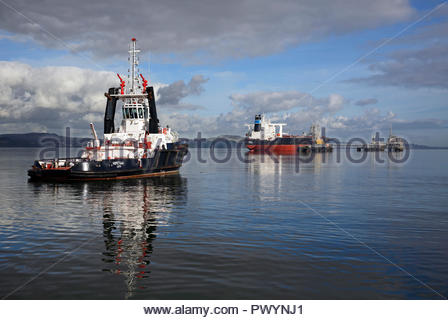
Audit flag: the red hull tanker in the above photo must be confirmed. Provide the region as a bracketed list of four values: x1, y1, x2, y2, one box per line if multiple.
[245, 115, 332, 154]
[246, 144, 313, 154]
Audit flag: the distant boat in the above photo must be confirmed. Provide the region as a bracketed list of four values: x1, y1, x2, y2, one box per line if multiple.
[28, 38, 188, 181]
[357, 135, 386, 152]
[357, 128, 405, 152]
[386, 129, 405, 152]
[245, 114, 332, 154]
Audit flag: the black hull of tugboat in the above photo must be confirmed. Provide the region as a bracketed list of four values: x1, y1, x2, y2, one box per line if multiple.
[28, 146, 188, 182]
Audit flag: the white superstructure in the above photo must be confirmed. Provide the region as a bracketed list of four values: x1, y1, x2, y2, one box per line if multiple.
[82, 38, 178, 161]
[245, 114, 286, 141]
[386, 127, 405, 151]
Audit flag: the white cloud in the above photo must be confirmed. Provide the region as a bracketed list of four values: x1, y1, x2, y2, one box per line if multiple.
[0, 61, 116, 117]
[0, 61, 208, 132]
[82, 112, 103, 123]
[159, 90, 348, 137]
[229, 91, 345, 114]
[159, 98, 446, 140]
[230, 91, 309, 113]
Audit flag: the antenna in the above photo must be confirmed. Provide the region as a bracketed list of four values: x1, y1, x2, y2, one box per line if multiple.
[128, 37, 141, 93]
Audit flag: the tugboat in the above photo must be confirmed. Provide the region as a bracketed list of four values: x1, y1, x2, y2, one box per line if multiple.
[28, 38, 188, 181]
[245, 114, 332, 154]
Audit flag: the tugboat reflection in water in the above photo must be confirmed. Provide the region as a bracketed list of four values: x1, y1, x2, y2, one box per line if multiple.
[29, 176, 187, 299]
[99, 176, 187, 298]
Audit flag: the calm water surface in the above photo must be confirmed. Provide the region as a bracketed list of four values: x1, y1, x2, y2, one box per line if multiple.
[0, 148, 447, 299]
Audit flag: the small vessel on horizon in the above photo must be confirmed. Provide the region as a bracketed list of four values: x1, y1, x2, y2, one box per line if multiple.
[358, 134, 386, 152]
[357, 128, 405, 152]
[28, 38, 188, 181]
[245, 114, 333, 154]
[386, 128, 405, 152]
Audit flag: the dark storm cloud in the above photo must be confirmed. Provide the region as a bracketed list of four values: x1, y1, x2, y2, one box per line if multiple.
[157, 75, 208, 105]
[0, 0, 414, 61]
[355, 98, 378, 106]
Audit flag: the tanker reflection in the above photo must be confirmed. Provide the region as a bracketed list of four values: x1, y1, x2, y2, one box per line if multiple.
[28, 175, 187, 299]
[245, 152, 327, 200]
[245, 152, 326, 176]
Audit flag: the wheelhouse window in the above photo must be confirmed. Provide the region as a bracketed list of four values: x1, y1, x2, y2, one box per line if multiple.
[122, 106, 147, 119]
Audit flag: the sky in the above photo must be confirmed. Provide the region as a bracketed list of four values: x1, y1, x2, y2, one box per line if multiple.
[0, 0, 447, 146]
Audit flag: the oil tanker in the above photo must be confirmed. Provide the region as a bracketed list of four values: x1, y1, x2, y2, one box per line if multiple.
[245, 114, 332, 154]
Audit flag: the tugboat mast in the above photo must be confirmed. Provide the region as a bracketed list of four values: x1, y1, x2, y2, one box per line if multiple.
[128, 38, 140, 93]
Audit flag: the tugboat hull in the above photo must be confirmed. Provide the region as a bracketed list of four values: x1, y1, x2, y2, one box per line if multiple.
[28, 146, 187, 182]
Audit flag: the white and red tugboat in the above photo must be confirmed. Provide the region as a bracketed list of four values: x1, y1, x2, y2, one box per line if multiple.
[28, 38, 188, 181]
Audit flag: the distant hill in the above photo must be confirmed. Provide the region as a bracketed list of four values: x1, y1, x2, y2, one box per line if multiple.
[0, 133, 245, 148]
[0, 133, 90, 148]
[180, 135, 245, 148]
[181, 136, 448, 149]
[408, 144, 448, 150]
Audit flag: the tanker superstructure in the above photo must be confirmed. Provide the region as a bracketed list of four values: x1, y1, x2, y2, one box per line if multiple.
[28, 38, 187, 181]
[245, 114, 332, 154]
